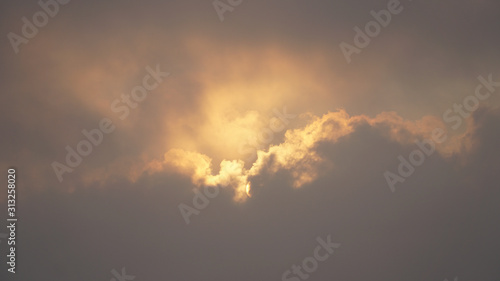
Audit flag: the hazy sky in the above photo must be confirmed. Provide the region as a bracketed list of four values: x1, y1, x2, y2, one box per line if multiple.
[1, 0, 499, 280]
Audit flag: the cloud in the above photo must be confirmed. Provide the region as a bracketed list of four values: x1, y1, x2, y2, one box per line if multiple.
[1, 0, 500, 279]
[4, 106, 500, 281]
[136, 106, 487, 202]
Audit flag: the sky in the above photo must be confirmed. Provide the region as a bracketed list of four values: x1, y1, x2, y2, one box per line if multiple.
[0, 0, 500, 280]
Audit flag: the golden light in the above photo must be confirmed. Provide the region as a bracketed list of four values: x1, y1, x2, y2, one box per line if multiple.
[245, 182, 251, 197]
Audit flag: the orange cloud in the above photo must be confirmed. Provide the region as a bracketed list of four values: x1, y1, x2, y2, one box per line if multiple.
[142, 109, 464, 202]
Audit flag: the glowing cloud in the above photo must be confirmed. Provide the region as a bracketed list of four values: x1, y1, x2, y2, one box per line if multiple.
[143, 108, 459, 202]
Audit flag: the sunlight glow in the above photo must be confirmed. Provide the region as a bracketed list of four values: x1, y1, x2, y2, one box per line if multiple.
[245, 182, 251, 197]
